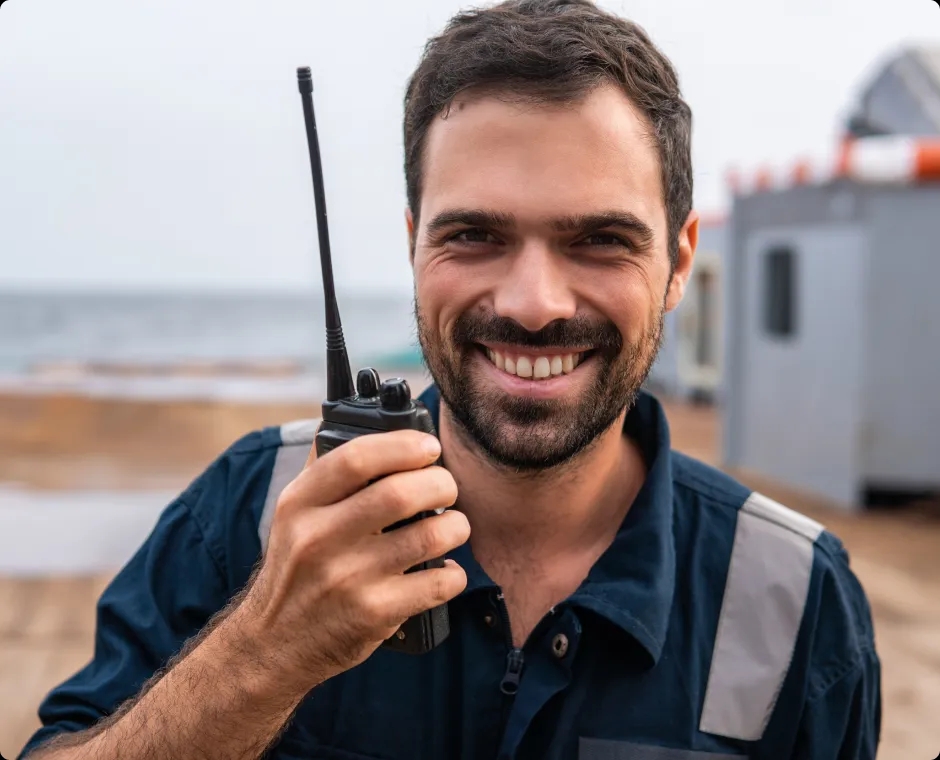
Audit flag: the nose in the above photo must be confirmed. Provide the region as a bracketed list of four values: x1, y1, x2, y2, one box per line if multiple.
[492, 243, 577, 332]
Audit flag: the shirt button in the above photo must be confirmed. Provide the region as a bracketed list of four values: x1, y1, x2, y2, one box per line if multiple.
[551, 633, 569, 659]
[483, 613, 497, 628]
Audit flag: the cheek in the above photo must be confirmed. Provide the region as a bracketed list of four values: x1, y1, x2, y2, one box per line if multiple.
[414, 258, 485, 334]
[596, 271, 663, 341]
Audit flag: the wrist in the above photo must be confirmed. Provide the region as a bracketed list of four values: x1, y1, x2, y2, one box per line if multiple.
[210, 595, 321, 704]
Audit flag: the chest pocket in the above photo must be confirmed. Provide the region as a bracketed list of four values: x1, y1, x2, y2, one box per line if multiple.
[579, 738, 746, 760]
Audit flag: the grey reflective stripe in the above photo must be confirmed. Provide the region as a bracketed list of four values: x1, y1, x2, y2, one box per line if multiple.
[578, 738, 744, 759]
[699, 492, 824, 741]
[280, 418, 320, 446]
[257, 419, 320, 554]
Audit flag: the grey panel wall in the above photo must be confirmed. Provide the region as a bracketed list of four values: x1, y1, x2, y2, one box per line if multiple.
[736, 223, 867, 508]
[723, 187, 865, 471]
[860, 186, 940, 487]
[725, 181, 940, 505]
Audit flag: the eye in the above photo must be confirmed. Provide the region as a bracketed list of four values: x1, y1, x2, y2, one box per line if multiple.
[450, 228, 500, 245]
[578, 232, 630, 248]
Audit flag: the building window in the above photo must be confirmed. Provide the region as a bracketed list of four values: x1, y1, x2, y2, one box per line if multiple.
[763, 246, 797, 338]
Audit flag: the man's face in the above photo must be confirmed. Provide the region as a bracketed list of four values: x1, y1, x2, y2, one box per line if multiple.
[410, 83, 693, 471]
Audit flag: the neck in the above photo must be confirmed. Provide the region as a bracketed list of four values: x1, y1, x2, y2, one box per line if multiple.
[440, 404, 648, 576]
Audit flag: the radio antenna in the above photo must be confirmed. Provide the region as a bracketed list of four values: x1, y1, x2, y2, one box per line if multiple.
[297, 66, 355, 402]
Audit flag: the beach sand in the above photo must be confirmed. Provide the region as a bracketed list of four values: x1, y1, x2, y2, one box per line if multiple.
[1, 389, 938, 758]
[0, 366, 431, 491]
[0, 391, 321, 491]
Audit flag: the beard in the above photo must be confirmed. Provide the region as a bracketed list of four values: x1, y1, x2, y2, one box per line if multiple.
[415, 298, 665, 473]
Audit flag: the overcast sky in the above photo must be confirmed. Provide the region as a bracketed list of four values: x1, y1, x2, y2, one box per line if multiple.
[1, 0, 938, 294]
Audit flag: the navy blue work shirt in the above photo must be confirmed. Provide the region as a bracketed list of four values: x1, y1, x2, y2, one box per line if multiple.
[20, 387, 880, 760]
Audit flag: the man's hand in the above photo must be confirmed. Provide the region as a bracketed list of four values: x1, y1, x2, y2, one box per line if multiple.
[26, 429, 468, 760]
[241, 429, 470, 690]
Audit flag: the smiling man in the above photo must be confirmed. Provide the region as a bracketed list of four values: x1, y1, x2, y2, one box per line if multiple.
[21, 2, 880, 760]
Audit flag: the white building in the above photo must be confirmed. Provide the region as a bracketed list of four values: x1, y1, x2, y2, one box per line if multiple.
[721, 135, 940, 510]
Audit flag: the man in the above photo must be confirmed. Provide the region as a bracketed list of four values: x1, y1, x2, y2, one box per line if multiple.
[21, 1, 880, 758]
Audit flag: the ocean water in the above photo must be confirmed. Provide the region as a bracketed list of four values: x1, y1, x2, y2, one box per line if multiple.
[0, 290, 425, 400]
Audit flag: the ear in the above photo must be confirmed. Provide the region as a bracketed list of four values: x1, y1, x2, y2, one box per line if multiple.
[405, 208, 416, 266]
[664, 209, 699, 313]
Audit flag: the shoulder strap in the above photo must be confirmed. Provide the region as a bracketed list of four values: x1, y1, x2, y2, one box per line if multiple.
[699, 491, 824, 741]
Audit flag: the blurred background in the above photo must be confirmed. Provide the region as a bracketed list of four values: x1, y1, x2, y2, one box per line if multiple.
[1, 0, 939, 757]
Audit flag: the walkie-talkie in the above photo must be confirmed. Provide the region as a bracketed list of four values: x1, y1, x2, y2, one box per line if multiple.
[296, 67, 450, 654]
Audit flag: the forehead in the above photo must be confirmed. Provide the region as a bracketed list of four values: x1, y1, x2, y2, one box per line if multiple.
[418, 83, 664, 230]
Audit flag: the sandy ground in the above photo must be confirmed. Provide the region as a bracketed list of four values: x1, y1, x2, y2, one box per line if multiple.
[0, 393, 938, 758]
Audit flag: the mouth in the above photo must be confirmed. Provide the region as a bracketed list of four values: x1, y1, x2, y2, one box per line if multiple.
[475, 343, 595, 381]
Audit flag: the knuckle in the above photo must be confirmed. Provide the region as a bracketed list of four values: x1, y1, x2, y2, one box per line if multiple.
[430, 571, 453, 604]
[414, 521, 441, 558]
[282, 509, 334, 560]
[381, 477, 413, 515]
[317, 558, 349, 592]
[400, 428, 431, 453]
[292, 519, 328, 559]
[421, 514, 463, 558]
[337, 444, 369, 483]
[274, 478, 303, 516]
[354, 587, 387, 623]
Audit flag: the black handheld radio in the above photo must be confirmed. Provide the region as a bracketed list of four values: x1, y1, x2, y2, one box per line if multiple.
[295, 67, 450, 655]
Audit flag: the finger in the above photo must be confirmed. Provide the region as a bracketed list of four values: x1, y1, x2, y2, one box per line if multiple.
[304, 421, 324, 465]
[369, 510, 471, 574]
[287, 429, 442, 510]
[370, 560, 468, 628]
[339, 466, 458, 535]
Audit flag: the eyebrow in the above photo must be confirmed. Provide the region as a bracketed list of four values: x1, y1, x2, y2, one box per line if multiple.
[424, 208, 654, 248]
[425, 209, 516, 237]
[551, 212, 655, 248]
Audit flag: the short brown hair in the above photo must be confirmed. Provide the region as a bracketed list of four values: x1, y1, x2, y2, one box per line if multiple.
[403, 0, 693, 265]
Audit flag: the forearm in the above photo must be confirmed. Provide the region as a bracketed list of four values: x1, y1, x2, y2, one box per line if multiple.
[28, 604, 307, 760]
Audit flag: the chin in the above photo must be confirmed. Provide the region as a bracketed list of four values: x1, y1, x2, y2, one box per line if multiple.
[474, 424, 603, 472]
[453, 385, 607, 471]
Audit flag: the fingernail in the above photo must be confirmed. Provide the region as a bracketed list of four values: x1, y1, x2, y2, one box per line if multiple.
[422, 436, 442, 458]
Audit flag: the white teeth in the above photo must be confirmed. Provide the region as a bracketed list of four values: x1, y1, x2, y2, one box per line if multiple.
[483, 348, 584, 380]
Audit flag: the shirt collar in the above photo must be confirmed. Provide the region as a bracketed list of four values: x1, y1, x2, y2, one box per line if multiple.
[418, 384, 676, 666]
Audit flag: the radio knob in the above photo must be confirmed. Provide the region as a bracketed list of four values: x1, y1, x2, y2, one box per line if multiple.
[356, 368, 381, 398]
[380, 378, 412, 411]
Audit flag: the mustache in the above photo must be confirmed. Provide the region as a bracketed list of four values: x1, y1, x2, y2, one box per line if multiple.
[450, 312, 623, 352]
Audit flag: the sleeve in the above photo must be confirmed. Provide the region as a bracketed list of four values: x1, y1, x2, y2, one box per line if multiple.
[789, 532, 883, 760]
[794, 648, 881, 760]
[17, 494, 231, 759]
